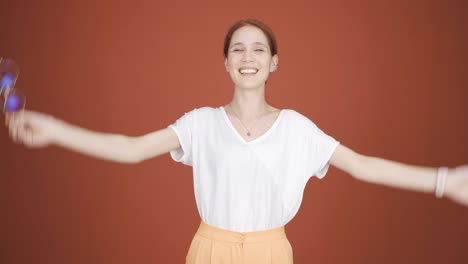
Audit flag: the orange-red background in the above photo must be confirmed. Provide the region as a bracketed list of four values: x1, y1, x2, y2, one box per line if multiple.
[1, 1, 468, 263]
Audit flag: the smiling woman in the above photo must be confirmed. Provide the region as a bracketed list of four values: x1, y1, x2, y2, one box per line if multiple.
[223, 25, 279, 93]
[3, 17, 468, 264]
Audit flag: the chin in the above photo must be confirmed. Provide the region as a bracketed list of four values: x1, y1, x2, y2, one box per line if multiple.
[235, 82, 265, 90]
[233, 78, 267, 90]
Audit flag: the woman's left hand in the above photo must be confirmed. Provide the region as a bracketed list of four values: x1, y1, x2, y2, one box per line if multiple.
[445, 165, 468, 207]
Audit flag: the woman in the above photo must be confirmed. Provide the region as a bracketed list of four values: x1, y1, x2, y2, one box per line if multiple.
[4, 19, 468, 264]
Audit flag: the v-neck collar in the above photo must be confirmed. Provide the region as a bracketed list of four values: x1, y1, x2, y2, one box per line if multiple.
[220, 106, 286, 145]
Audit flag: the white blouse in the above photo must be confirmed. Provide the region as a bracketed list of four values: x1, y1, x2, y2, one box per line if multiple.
[168, 106, 339, 232]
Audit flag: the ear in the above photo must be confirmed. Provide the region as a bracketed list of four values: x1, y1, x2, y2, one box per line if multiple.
[270, 55, 279, 72]
[224, 57, 229, 72]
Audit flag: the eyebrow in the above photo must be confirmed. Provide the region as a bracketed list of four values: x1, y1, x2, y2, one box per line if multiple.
[230, 42, 268, 48]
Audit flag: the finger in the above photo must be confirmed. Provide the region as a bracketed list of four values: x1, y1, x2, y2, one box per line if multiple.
[8, 112, 17, 129]
[12, 114, 20, 143]
[12, 113, 22, 143]
[18, 117, 30, 145]
[7, 112, 12, 128]
[19, 125, 29, 146]
[8, 114, 16, 141]
[8, 122, 13, 141]
[16, 123, 23, 144]
[19, 110, 25, 129]
[24, 128, 34, 147]
[17, 112, 27, 144]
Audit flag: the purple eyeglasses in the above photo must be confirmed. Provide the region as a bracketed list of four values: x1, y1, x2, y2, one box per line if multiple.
[1, 58, 26, 112]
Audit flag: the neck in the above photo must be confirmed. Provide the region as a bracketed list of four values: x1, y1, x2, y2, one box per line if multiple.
[227, 84, 271, 121]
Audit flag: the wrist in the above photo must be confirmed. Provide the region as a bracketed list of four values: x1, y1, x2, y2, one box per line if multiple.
[49, 117, 67, 145]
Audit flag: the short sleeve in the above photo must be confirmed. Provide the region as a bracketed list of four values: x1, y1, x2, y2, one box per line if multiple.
[167, 108, 196, 166]
[304, 119, 340, 180]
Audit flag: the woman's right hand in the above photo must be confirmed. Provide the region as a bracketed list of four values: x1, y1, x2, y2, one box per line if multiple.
[4, 110, 62, 148]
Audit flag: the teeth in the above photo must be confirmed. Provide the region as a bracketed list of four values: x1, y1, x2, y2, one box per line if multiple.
[239, 68, 258, 74]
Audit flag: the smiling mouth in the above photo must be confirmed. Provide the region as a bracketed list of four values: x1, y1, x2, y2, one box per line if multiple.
[239, 68, 258, 76]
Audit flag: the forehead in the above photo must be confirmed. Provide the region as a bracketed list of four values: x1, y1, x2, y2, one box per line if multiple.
[230, 26, 269, 46]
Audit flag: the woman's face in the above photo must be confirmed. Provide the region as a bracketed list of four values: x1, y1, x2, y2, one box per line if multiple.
[224, 26, 278, 90]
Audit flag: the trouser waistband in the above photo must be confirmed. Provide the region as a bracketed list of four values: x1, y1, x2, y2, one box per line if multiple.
[196, 221, 287, 244]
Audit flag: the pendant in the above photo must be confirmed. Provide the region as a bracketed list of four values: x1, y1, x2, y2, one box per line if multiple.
[247, 132, 251, 136]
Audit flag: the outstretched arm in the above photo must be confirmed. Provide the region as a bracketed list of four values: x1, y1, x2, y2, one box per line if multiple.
[329, 144, 468, 206]
[5, 110, 180, 164]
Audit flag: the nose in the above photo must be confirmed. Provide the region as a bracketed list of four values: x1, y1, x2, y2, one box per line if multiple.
[241, 50, 254, 62]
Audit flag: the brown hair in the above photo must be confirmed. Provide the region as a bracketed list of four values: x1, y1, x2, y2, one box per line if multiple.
[223, 19, 278, 58]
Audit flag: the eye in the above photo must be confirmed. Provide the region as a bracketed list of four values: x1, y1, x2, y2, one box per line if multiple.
[255, 49, 265, 52]
[232, 49, 243, 52]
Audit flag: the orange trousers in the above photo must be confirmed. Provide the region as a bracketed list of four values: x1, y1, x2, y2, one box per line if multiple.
[186, 221, 293, 264]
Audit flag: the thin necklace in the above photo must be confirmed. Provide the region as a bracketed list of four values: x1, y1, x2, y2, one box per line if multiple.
[227, 104, 269, 137]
